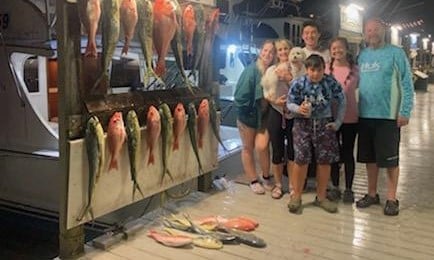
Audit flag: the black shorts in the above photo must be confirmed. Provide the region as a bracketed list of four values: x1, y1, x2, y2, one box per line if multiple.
[357, 118, 400, 167]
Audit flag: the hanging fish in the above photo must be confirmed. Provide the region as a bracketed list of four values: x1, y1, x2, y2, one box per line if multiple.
[197, 98, 209, 149]
[78, 0, 102, 58]
[126, 110, 145, 199]
[136, 0, 163, 85]
[159, 103, 174, 183]
[107, 111, 127, 171]
[182, 4, 197, 63]
[146, 105, 161, 165]
[172, 103, 186, 151]
[208, 99, 227, 151]
[191, 4, 205, 74]
[152, 0, 178, 77]
[92, 0, 121, 93]
[186, 102, 203, 173]
[77, 116, 105, 221]
[120, 0, 138, 55]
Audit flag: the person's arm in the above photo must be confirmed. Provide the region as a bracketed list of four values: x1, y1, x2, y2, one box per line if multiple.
[396, 48, 414, 126]
[234, 66, 254, 108]
[327, 80, 346, 130]
[287, 81, 305, 115]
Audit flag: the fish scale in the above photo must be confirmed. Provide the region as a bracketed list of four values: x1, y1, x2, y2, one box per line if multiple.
[187, 102, 203, 174]
[126, 110, 145, 200]
[159, 103, 174, 184]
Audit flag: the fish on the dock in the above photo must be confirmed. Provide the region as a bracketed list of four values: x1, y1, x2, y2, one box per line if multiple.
[152, 0, 178, 77]
[136, 0, 163, 85]
[221, 217, 256, 231]
[222, 228, 266, 248]
[92, 0, 121, 93]
[78, 0, 101, 58]
[146, 105, 161, 165]
[192, 236, 223, 249]
[126, 110, 145, 199]
[182, 4, 196, 62]
[186, 102, 203, 173]
[147, 229, 193, 247]
[120, 0, 138, 55]
[158, 103, 174, 183]
[208, 99, 227, 151]
[77, 116, 105, 221]
[197, 98, 209, 149]
[107, 112, 126, 171]
[172, 103, 186, 151]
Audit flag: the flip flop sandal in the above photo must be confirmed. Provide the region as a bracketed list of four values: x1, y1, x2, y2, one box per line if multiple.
[271, 185, 283, 199]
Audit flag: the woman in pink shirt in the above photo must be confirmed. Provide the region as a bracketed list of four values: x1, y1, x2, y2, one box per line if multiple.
[325, 37, 359, 203]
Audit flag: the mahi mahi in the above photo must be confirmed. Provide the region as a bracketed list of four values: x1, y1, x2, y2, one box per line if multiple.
[186, 102, 203, 173]
[208, 99, 227, 151]
[77, 116, 105, 221]
[159, 103, 174, 184]
[92, 0, 121, 93]
[126, 110, 145, 199]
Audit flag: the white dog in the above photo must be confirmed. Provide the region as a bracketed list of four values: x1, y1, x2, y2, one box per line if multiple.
[261, 47, 306, 102]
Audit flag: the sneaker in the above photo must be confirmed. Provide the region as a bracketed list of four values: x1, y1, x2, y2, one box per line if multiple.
[384, 200, 400, 216]
[262, 175, 274, 191]
[287, 196, 302, 214]
[326, 187, 342, 202]
[356, 194, 380, 208]
[249, 181, 265, 195]
[342, 190, 355, 204]
[314, 197, 338, 213]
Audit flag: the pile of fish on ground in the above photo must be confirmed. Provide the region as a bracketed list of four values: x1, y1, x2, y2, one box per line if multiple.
[148, 214, 266, 249]
[78, 98, 226, 221]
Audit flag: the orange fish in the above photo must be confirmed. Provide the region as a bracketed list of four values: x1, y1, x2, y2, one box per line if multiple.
[153, 0, 178, 77]
[222, 218, 256, 232]
[147, 229, 192, 247]
[146, 105, 161, 165]
[78, 0, 101, 58]
[182, 4, 196, 57]
[172, 103, 186, 151]
[197, 99, 209, 149]
[107, 112, 127, 171]
[120, 0, 138, 55]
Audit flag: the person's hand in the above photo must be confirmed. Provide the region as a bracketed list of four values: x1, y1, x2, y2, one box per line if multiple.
[275, 94, 287, 107]
[298, 100, 311, 117]
[325, 122, 338, 131]
[397, 116, 409, 127]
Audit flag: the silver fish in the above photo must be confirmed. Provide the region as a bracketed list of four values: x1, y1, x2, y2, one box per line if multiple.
[186, 102, 203, 173]
[223, 228, 266, 248]
[159, 103, 174, 184]
[92, 0, 121, 93]
[126, 110, 145, 199]
[77, 116, 105, 221]
[136, 0, 163, 85]
[208, 99, 227, 151]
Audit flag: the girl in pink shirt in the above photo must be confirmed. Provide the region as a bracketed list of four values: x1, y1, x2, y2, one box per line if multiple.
[325, 37, 359, 203]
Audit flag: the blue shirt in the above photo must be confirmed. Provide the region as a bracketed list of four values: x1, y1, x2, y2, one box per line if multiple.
[358, 44, 414, 119]
[287, 74, 346, 128]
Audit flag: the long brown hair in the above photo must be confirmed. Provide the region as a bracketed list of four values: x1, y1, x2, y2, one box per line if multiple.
[328, 37, 355, 86]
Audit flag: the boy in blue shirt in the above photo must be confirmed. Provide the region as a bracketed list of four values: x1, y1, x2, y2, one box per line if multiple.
[287, 54, 346, 214]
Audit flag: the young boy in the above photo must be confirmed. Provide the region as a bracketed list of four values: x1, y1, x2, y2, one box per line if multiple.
[286, 54, 346, 214]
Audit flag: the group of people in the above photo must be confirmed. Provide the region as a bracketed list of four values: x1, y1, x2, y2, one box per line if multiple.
[233, 18, 414, 216]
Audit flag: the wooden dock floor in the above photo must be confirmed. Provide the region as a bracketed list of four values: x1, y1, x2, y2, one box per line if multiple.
[79, 86, 434, 260]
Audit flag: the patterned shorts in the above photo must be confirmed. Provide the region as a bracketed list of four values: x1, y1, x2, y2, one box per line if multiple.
[292, 118, 340, 164]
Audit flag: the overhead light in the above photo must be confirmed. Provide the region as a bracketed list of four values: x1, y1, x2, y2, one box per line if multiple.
[348, 3, 364, 11]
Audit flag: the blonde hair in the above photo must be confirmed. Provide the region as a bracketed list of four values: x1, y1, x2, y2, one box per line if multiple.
[274, 39, 293, 63]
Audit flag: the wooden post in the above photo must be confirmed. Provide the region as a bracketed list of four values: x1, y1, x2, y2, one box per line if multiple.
[57, 0, 85, 258]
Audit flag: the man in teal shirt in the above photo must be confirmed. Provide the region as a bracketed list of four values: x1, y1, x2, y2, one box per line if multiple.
[356, 18, 414, 216]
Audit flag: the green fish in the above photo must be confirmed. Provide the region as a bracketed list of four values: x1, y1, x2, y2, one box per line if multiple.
[208, 99, 227, 151]
[92, 0, 121, 93]
[159, 103, 174, 184]
[136, 0, 163, 86]
[77, 115, 105, 221]
[187, 102, 203, 173]
[126, 110, 145, 200]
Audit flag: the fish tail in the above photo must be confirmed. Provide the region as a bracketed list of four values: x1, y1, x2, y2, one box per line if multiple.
[155, 60, 166, 77]
[85, 42, 98, 58]
[121, 43, 129, 55]
[173, 139, 179, 151]
[109, 157, 118, 171]
[133, 182, 145, 200]
[148, 150, 154, 165]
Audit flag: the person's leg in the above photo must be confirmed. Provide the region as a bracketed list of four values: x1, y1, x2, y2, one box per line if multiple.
[255, 128, 270, 179]
[285, 119, 295, 193]
[237, 120, 257, 182]
[316, 164, 331, 200]
[342, 123, 358, 190]
[386, 166, 399, 200]
[267, 109, 286, 193]
[366, 163, 379, 197]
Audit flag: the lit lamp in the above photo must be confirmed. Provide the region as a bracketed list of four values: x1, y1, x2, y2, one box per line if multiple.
[391, 25, 402, 46]
[422, 37, 429, 50]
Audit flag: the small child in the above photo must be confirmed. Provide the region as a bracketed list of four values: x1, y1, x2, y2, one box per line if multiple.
[286, 54, 346, 214]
